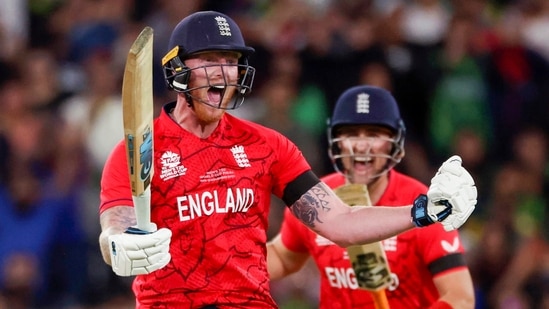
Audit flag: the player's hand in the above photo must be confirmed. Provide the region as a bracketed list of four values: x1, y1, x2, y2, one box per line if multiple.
[108, 224, 172, 276]
[411, 155, 477, 231]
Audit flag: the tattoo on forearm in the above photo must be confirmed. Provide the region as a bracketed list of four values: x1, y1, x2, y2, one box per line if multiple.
[100, 206, 137, 231]
[291, 183, 332, 228]
[117, 207, 137, 228]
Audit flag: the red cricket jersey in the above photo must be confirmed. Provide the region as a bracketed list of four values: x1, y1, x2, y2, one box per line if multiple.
[280, 170, 469, 308]
[100, 102, 312, 308]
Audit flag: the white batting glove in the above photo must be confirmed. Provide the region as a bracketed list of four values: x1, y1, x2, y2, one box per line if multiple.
[412, 155, 477, 231]
[108, 225, 172, 276]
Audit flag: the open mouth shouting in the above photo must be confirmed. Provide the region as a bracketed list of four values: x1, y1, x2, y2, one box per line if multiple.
[352, 155, 374, 175]
[207, 84, 225, 106]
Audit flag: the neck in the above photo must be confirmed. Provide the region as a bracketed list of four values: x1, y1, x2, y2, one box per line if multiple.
[170, 98, 221, 139]
[366, 174, 389, 205]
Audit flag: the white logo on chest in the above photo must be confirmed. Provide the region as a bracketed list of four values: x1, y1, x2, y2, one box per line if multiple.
[160, 151, 187, 180]
[231, 145, 251, 167]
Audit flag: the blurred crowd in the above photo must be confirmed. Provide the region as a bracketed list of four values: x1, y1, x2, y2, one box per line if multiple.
[0, 0, 547, 308]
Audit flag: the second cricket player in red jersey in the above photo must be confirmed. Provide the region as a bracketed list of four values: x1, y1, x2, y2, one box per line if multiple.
[268, 85, 474, 308]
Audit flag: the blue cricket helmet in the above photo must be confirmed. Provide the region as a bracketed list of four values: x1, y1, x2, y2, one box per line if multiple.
[167, 11, 255, 58]
[328, 85, 406, 176]
[161, 11, 256, 109]
[330, 85, 404, 134]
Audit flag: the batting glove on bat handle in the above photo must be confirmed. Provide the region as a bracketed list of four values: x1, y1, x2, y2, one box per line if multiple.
[108, 225, 172, 276]
[412, 155, 477, 231]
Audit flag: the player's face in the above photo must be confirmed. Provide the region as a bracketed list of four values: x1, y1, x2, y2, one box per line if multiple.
[335, 125, 395, 185]
[185, 51, 240, 123]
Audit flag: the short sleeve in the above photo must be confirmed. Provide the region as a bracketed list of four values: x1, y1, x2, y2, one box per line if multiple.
[270, 132, 312, 199]
[99, 140, 133, 213]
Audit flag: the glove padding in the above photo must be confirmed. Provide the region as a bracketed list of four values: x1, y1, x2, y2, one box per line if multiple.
[109, 224, 172, 276]
[412, 155, 477, 231]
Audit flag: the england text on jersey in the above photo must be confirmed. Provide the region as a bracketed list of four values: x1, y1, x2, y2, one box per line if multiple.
[176, 187, 255, 221]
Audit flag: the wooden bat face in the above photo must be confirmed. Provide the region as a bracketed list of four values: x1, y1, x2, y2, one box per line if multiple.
[346, 243, 392, 290]
[334, 184, 392, 291]
[122, 26, 154, 197]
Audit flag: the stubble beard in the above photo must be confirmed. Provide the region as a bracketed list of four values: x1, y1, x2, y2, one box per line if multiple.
[194, 102, 226, 124]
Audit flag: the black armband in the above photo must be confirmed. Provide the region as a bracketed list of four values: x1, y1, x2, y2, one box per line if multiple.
[428, 253, 467, 275]
[282, 170, 321, 206]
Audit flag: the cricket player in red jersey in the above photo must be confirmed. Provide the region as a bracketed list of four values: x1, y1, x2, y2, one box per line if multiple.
[98, 11, 477, 308]
[267, 85, 475, 309]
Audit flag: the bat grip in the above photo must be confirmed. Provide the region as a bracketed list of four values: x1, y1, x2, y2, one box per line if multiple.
[133, 186, 154, 232]
[371, 290, 390, 309]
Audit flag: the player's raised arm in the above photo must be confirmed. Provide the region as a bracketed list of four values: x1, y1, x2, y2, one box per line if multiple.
[98, 142, 172, 277]
[289, 155, 477, 247]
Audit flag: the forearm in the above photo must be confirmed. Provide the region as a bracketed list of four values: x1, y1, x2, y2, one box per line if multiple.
[325, 205, 414, 247]
[266, 235, 308, 280]
[266, 240, 288, 280]
[99, 206, 136, 265]
[291, 182, 414, 247]
[433, 269, 475, 309]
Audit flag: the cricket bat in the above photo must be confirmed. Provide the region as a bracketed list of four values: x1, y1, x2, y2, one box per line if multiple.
[122, 26, 155, 233]
[334, 184, 391, 309]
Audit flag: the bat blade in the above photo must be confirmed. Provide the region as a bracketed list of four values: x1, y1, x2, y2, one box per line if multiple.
[122, 26, 154, 232]
[334, 184, 391, 309]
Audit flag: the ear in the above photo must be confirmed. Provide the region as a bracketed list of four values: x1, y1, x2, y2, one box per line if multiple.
[396, 148, 405, 161]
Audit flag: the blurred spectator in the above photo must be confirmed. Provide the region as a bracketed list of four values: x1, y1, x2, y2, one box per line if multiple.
[0, 0, 29, 61]
[358, 60, 394, 90]
[398, 0, 451, 46]
[451, 129, 495, 218]
[428, 14, 493, 163]
[511, 126, 549, 189]
[23, 49, 74, 112]
[509, 127, 548, 239]
[1, 252, 38, 309]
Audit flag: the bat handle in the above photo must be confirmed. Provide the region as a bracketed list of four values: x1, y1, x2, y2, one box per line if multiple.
[371, 290, 390, 309]
[133, 186, 154, 232]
